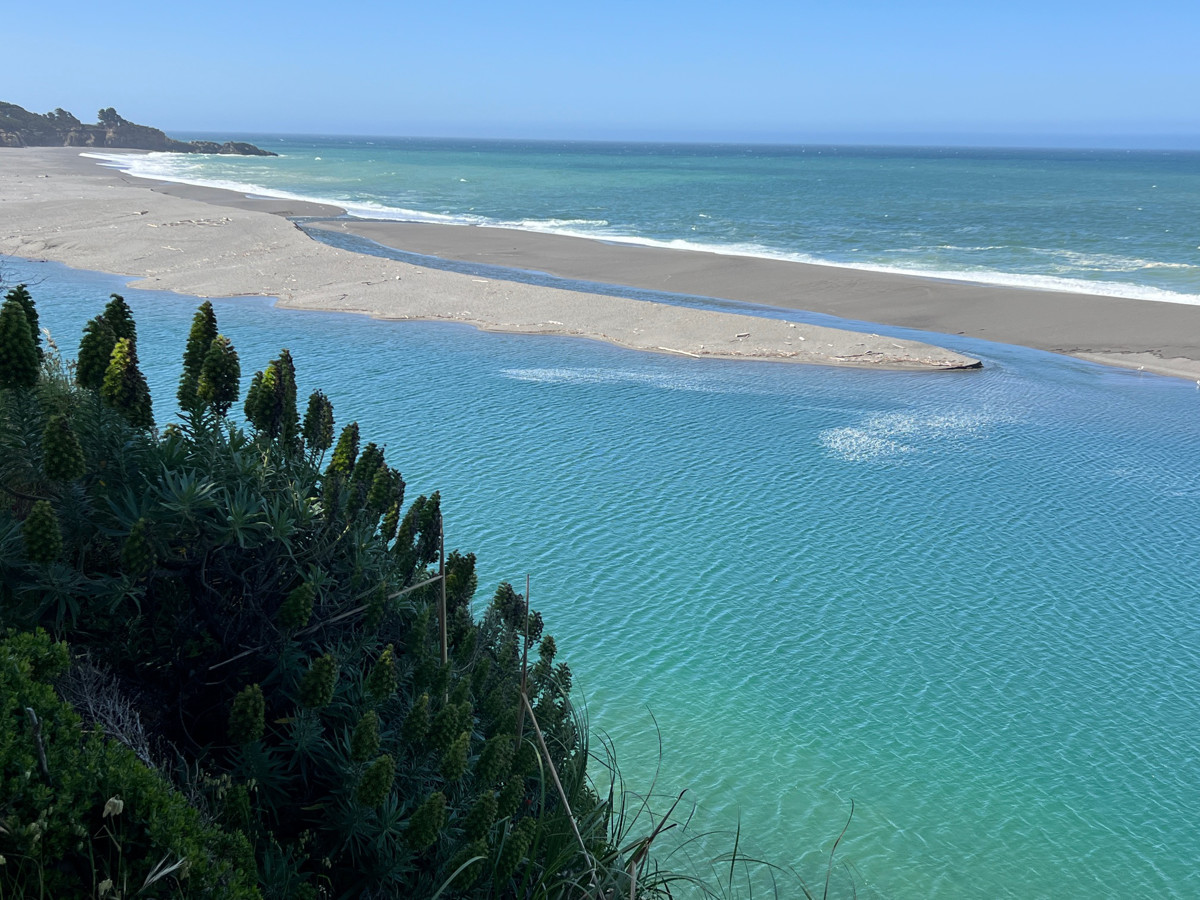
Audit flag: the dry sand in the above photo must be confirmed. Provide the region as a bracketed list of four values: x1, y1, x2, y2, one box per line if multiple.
[5, 146, 1199, 379]
[0, 147, 981, 372]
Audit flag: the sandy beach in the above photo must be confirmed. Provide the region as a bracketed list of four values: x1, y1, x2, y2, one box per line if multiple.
[4, 146, 1199, 378]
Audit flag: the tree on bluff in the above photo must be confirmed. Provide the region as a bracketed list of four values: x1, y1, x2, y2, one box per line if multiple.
[97, 107, 125, 127]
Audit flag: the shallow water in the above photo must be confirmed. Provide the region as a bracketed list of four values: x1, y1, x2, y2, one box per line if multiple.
[12, 255, 1200, 899]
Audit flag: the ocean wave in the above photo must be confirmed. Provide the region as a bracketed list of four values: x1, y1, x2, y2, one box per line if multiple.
[1025, 247, 1200, 273]
[506, 218, 611, 230]
[80, 151, 490, 225]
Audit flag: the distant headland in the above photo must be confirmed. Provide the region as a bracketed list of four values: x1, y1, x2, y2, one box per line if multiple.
[0, 101, 276, 156]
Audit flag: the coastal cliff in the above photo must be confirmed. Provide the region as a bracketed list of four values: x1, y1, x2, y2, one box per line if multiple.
[0, 101, 275, 155]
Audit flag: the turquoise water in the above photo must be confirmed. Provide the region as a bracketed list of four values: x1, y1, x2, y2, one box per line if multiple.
[11, 248, 1200, 899]
[96, 137, 1200, 303]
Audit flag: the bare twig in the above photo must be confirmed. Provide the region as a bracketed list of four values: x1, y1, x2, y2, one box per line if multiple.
[514, 575, 531, 756]
[25, 708, 51, 784]
[520, 692, 599, 892]
[438, 515, 448, 666]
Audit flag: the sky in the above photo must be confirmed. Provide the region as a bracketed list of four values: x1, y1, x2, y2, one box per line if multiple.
[5, 0, 1199, 147]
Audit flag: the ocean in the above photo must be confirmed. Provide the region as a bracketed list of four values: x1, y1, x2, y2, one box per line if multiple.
[96, 136, 1200, 304]
[15, 138, 1200, 898]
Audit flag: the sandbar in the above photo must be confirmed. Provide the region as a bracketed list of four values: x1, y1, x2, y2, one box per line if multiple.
[314, 221, 1200, 381]
[6, 145, 1195, 378]
[0, 147, 982, 372]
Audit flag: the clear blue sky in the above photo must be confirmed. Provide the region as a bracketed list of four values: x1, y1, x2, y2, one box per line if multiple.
[6, 0, 1199, 147]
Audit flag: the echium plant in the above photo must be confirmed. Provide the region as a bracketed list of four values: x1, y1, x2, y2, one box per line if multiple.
[0, 291, 39, 390]
[197, 334, 241, 416]
[6, 283, 40, 359]
[302, 389, 335, 456]
[76, 313, 117, 390]
[100, 337, 153, 428]
[244, 348, 299, 444]
[178, 300, 218, 409]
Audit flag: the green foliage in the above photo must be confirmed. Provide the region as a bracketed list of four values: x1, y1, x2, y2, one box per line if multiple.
[465, 790, 498, 841]
[100, 337, 153, 428]
[0, 293, 39, 390]
[244, 349, 298, 444]
[477, 734, 514, 788]
[76, 313, 117, 390]
[0, 287, 690, 900]
[0, 629, 259, 899]
[403, 691, 431, 745]
[121, 517, 155, 575]
[301, 390, 334, 454]
[41, 413, 84, 481]
[405, 791, 446, 851]
[365, 644, 397, 702]
[197, 334, 241, 416]
[229, 683, 266, 744]
[350, 710, 381, 761]
[6, 283, 40, 360]
[441, 730, 470, 781]
[179, 300, 218, 409]
[299, 653, 338, 709]
[21, 499, 62, 564]
[102, 292, 136, 343]
[355, 753, 395, 807]
[277, 582, 315, 630]
[326, 421, 359, 477]
[496, 816, 536, 881]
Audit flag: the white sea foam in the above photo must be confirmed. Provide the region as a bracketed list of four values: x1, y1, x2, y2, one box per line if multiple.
[508, 218, 611, 230]
[80, 151, 486, 225]
[820, 409, 998, 462]
[501, 366, 741, 395]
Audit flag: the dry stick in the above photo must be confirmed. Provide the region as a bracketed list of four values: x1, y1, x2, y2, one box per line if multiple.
[520, 692, 599, 893]
[513, 575, 531, 757]
[438, 515, 448, 667]
[25, 708, 51, 784]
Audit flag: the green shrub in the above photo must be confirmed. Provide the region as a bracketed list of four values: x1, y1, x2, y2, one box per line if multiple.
[0, 629, 259, 898]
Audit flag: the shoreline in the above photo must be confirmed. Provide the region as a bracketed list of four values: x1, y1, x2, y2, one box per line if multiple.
[6, 146, 1200, 379]
[0, 148, 980, 372]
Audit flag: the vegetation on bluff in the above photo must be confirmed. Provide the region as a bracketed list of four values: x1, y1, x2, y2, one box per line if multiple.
[0, 286, 690, 898]
[0, 100, 275, 155]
